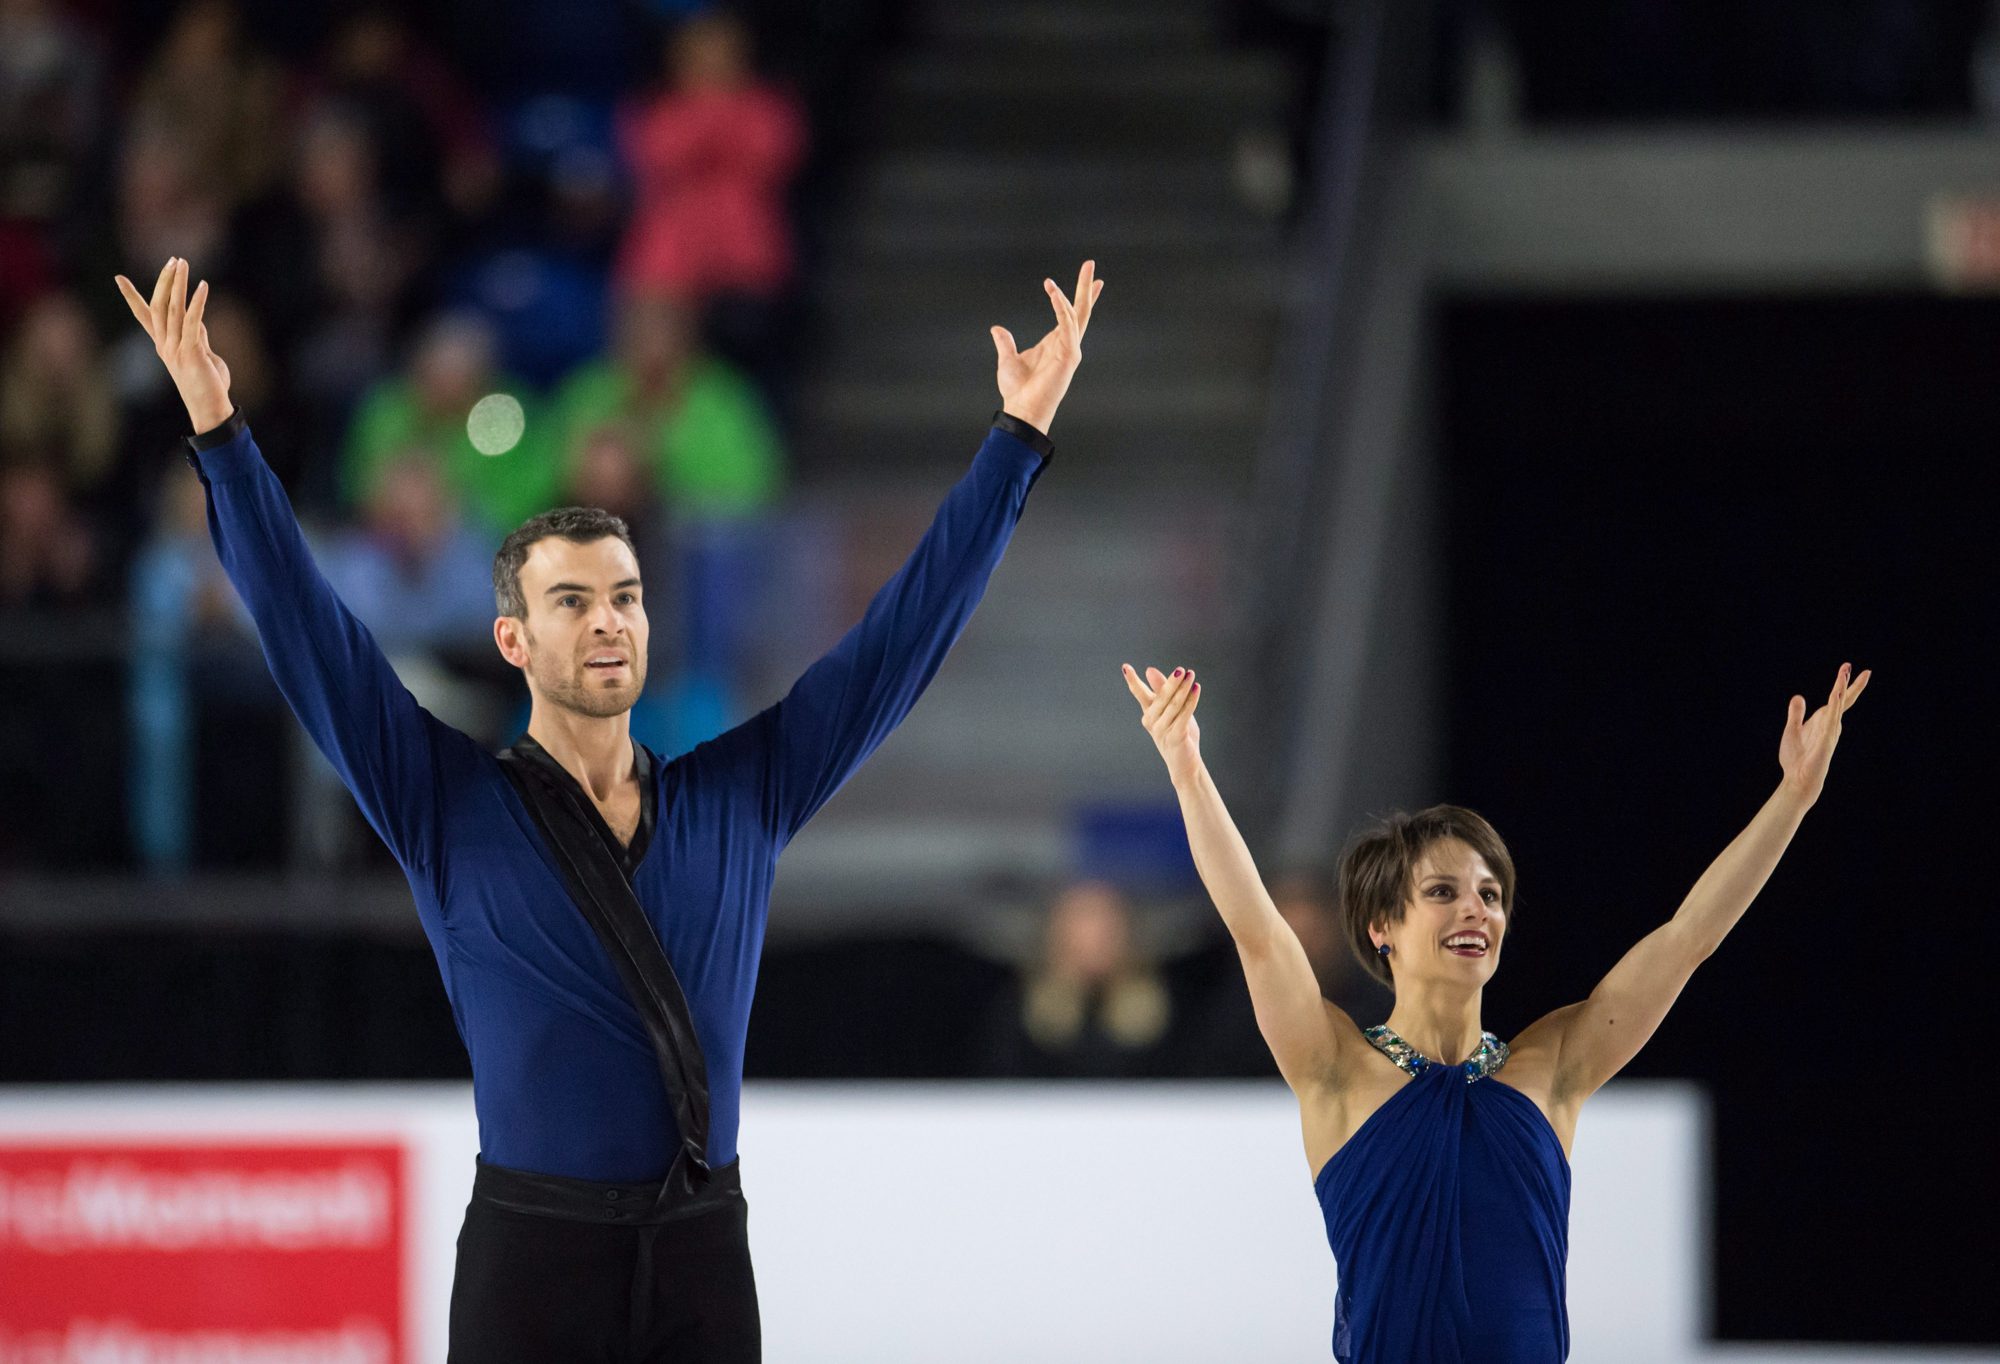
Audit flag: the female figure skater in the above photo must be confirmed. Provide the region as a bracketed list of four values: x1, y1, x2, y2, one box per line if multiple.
[1121, 659, 1867, 1361]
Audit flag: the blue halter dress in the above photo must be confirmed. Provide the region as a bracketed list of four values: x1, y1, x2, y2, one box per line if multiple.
[1313, 1025, 1572, 1362]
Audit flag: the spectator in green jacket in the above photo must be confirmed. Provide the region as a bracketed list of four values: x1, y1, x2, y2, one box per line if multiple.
[551, 292, 782, 521]
[341, 314, 559, 533]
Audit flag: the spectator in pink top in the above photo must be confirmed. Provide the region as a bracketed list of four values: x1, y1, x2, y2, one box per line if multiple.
[615, 13, 806, 304]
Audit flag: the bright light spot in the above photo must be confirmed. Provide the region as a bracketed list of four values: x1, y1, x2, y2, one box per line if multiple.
[467, 393, 526, 456]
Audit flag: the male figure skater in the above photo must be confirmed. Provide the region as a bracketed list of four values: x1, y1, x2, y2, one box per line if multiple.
[116, 256, 1104, 1361]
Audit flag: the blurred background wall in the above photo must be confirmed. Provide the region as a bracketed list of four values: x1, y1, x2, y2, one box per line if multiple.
[0, 0, 1994, 1351]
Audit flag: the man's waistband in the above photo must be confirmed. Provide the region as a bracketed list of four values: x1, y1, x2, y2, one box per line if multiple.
[471, 1155, 744, 1226]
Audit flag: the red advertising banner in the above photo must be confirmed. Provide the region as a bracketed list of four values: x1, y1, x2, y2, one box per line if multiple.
[0, 1141, 405, 1363]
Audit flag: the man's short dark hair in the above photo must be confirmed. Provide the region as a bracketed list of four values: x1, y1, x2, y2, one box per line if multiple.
[492, 507, 637, 619]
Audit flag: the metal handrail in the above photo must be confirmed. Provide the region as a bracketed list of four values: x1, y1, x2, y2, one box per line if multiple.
[1240, 0, 1433, 840]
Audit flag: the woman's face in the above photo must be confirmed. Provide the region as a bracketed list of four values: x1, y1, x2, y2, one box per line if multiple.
[1375, 837, 1507, 988]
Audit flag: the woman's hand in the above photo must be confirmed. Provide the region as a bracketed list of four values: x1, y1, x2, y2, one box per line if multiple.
[992, 260, 1103, 436]
[1122, 663, 1202, 789]
[1779, 662, 1870, 806]
[114, 257, 233, 436]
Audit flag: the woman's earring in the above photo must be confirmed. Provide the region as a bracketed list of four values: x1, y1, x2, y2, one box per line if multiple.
[1377, 943, 1391, 957]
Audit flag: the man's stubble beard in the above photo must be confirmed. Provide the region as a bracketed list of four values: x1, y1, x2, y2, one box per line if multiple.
[525, 633, 648, 719]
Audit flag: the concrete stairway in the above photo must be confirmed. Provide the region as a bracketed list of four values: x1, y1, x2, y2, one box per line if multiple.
[773, 0, 1296, 914]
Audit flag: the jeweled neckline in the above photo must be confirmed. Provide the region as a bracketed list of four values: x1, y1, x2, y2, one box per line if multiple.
[1364, 1024, 1509, 1083]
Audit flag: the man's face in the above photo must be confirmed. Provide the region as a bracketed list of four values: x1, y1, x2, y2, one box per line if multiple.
[506, 536, 648, 717]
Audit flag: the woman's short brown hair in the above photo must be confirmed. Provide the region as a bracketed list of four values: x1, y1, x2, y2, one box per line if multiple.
[1338, 805, 1517, 989]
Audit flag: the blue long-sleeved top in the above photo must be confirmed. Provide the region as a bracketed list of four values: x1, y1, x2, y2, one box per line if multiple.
[190, 415, 1049, 1181]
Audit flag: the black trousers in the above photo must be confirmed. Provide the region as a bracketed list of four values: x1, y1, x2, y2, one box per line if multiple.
[448, 1158, 760, 1363]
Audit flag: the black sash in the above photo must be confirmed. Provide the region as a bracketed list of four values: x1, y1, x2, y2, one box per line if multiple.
[496, 736, 717, 1204]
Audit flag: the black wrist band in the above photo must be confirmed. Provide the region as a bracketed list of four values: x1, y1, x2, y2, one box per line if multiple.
[991, 410, 1055, 460]
[186, 408, 246, 454]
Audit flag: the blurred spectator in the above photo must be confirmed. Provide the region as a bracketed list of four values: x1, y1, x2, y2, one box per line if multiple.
[559, 419, 741, 757]
[193, 293, 299, 474]
[497, 93, 624, 257]
[305, 8, 499, 223]
[298, 453, 504, 866]
[554, 291, 781, 705]
[446, 246, 611, 389]
[517, 96, 624, 261]
[229, 102, 432, 461]
[985, 880, 1175, 1079]
[2, 290, 119, 497]
[1273, 867, 1390, 1015]
[1176, 867, 1392, 1076]
[0, 0, 105, 227]
[108, 124, 230, 294]
[95, 173, 206, 447]
[127, 0, 284, 211]
[0, 463, 97, 606]
[0, 221, 53, 325]
[563, 418, 679, 629]
[567, 418, 658, 526]
[553, 292, 782, 519]
[320, 453, 496, 656]
[126, 471, 263, 872]
[0, 291, 117, 609]
[342, 313, 559, 534]
[616, 12, 806, 373]
[0, 0, 849, 871]
[112, 292, 302, 569]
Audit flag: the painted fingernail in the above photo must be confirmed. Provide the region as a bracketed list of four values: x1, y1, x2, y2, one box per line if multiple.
[1172, 668, 1183, 678]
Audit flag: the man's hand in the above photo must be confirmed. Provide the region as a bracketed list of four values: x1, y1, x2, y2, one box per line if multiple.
[115, 257, 234, 436]
[991, 260, 1103, 436]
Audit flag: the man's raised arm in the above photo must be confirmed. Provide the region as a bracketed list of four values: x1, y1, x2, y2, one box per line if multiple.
[116, 258, 456, 871]
[728, 262, 1105, 845]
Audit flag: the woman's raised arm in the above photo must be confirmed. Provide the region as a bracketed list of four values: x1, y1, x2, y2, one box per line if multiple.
[1521, 662, 1871, 1111]
[1123, 664, 1350, 1092]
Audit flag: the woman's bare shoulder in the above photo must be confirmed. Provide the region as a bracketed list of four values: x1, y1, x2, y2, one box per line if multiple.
[1297, 1016, 1408, 1177]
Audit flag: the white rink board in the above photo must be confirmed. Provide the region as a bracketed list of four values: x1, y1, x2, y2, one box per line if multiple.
[740, 1081, 1702, 1363]
[13, 1081, 1983, 1363]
